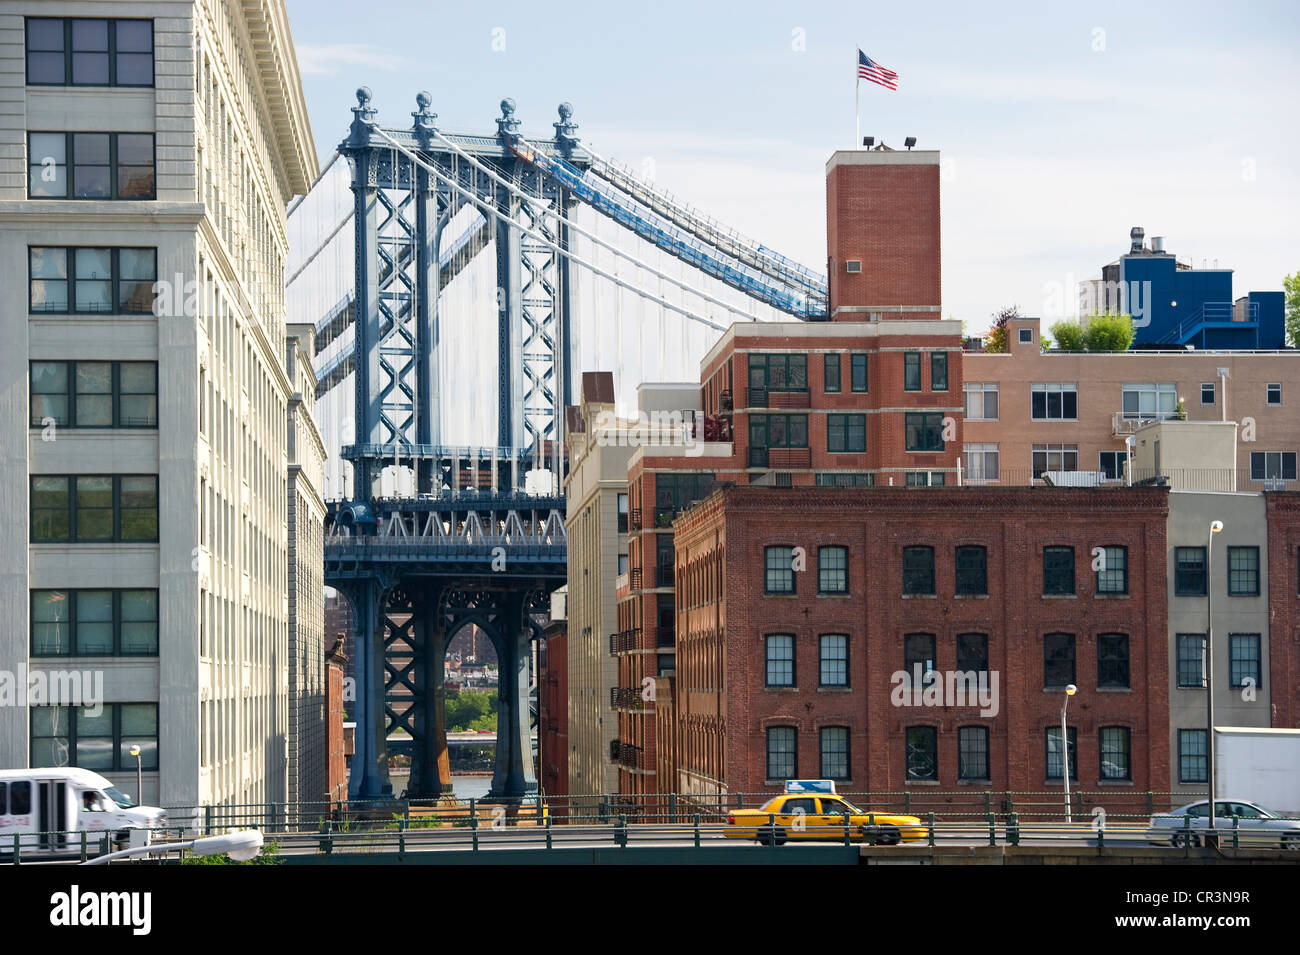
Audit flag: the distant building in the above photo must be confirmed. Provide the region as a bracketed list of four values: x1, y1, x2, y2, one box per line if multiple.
[1078, 227, 1286, 349]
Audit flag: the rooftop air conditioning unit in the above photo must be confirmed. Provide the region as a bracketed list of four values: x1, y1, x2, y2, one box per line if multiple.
[845, 260, 862, 273]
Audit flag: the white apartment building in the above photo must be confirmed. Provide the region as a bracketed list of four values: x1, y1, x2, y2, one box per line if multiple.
[0, 0, 319, 814]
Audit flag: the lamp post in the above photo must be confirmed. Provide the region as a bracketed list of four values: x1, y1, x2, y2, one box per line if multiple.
[129, 744, 142, 804]
[1062, 684, 1077, 824]
[1206, 519, 1224, 839]
[82, 829, 263, 865]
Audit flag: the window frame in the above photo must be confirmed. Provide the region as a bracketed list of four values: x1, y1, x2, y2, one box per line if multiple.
[1227, 546, 1260, 596]
[1030, 383, 1078, 421]
[905, 725, 938, 781]
[28, 246, 158, 315]
[1176, 633, 1206, 688]
[955, 632, 989, 676]
[850, 353, 868, 393]
[817, 546, 848, 594]
[902, 545, 935, 596]
[764, 634, 796, 687]
[1200, 382, 1215, 405]
[904, 412, 945, 453]
[30, 588, 159, 657]
[818, 634, 849, 687]
[24, 18, 155, 88]
[29, 702, 158, 772]
[1266, 382, 1282, 406]
[957, 726, 989, 781]
[826, 413, 866, 453]
[764, 545, 795, 595]
[1097, 633, 1130, 689]
[1042, 546, 1075, 596]
[1045, 726, 1078, 781]
[1099, 727, 1131, 781]
[1032, 443, 1079, 479]
[1248, 451, 1297, 482]
[1228, 633, 1262, 689]
[29, 474, 159, 543]
[823, 353, 841, 393]
[1174, 546, 1207, 596]
[819, 726, 850, 780]
[1043, 632, 1076, 688]
[1179, 729, 1207, 783]
[954, 545, 987, 596]
[903, 352, 922, 392]
[930, 351, 948, 392]
[766, 726, 798, 781]
[1095, 545, 1128, 595]
[28, 132, 157, 201]
[963, 382, 998, 420]
[29, 360, 158, 428]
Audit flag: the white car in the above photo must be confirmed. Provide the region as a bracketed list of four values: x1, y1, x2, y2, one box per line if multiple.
[1148, 798, 1300, 849]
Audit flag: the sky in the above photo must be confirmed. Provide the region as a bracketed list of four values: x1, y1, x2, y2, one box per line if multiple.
[284, 0, 1300, 335]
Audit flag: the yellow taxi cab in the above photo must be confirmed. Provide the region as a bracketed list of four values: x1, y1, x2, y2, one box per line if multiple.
[724, 782, 926, 846]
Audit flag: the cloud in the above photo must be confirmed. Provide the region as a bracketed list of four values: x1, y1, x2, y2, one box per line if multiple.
[296, 43, 408, 77]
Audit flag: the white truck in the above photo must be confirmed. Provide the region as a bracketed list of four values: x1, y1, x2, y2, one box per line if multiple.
[1215, 727, 1300, 816]
[0, 767, 168, 858]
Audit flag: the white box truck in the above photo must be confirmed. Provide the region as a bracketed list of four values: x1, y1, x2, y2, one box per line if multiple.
[1214, 727, 1300, 815]
[0, 767, 168, 858]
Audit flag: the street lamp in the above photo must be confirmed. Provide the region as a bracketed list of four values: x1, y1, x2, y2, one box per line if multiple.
[82, 829, 263, 865]
[1206, 519, 1224, 840]
[129, 744, 142, 804]
[1062, 684, 1077, 824]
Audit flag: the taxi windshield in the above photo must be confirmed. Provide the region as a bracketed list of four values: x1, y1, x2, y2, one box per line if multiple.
[104, 786, 136, 809]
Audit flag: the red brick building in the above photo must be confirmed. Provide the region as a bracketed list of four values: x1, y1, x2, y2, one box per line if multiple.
[538, 612, 569, 811]
[325, 634, 349, 806]
[1266, 493, 1300, 728]
[672, 485, 1171, 800]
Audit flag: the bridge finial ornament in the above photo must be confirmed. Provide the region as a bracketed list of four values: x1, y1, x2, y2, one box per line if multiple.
[348, 86, 378, 146]
[496, 97, 520, 137]
[554, 101, 579, 155]
[413, 90, 438, 147]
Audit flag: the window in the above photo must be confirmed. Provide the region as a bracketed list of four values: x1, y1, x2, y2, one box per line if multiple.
[764, 545, 795, 594]
[766, 726, 797, 780]
[958, 726, 989, 780]
[653, 472, 715, 522]
[1177, 634, 1205, 688]
[616, 493, 628, 533]
[906, 471, 946, 487]
[820, 727, 850, 780]
[1046, 727, 1077, 781]
[617, 553, 628, 576]
[29, 247, 157, 314]
[1266, 383, 1282, 405]
[28, 132, 155, 200]
[819, 635, 848, 687]
[31, 589, 158, 656]
[956, 633, 988, 676]
[1201, 382, 1215, 405]
[1096, 545, 1128, 594]
[1227, 547, 1259, 595]
[905, 412, 945, 452]
[25, 18, 154, 86]
[903, 352, 922, 391]
[748, 415, 808, 465]
[748, 353, 807, 393]
[955, 546, 987, 596]
[827, 414, 865, 453]
[964, 382, 998, 420]
[1229, 634, 1261, 689]
[1179, 729, 1207, 783]
[1097, 633, 1130, 689]
[1249, 451, 1297, 482]
[1018, 328, 1033, 345]
[29, 703, 158, 771]
[823, 353, 841, 393]
[765, 635, 795, 687]
[1044, 633, 1075, 687]
[29, 475, 158, 542]
[850, 353, 868, 392]
[818, 546, 847, 594]
[904, 633, 936, 681]
[1032, 444, 1078, 479]
[906, 726, 938, 780]
[1121, 382, 1177, 421]
[1100, 727, 1131, 780]
[815, 472, 873, 487]
[1098, 451, 1125, 481]
[902, 546, 935, 596]
[1043, 546, 1075, 595]
[963, 444, 999, 483]
[30, 361, 157, 428]
[1031, 383, 1078, 420]
[1174, 547, 1207, 596]
[930, 352, 948, 391]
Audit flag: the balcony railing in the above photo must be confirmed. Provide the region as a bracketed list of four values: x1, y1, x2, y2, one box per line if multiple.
[627, 508, 642, 532]
[656, 563, 675, 588]
[609, 628, 640, 655]
[616, 743, 645, 770]
[718, 389, 733, 414]
[610, 687, 647, 711]
[1112, 410, 1185, 436]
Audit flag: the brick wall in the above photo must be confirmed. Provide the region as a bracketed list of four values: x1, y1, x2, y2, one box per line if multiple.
[1265, 493, 1300, 728]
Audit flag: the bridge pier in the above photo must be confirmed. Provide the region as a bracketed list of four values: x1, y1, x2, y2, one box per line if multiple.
[488, 591, 538, 801]
[347, 578, 393, 800]
[408, 607, 450, 798]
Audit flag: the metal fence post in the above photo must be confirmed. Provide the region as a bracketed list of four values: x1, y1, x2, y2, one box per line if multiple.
[13, 833, 20, 865]
[842, 812, 850, 846]
[80, 830, 88, 863]
[987, 813, 996, 847]
[1183, 814, 1192, 858]
[669, 793, 678, 825]
[204, 804, 213, 835]
[616, 814, 627, 848]
[768, 812, 776, 849]
[1008, 812, 1020, 846]
[693, 813, 701, 848]
[1232, 814, 1239, 851]
[471, 813, 479, 850]
[928, 812, 936, 847]
[545, 815, 552, 850]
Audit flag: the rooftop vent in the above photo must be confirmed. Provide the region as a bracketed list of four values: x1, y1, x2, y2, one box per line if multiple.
[1130, 226, 1145, 254]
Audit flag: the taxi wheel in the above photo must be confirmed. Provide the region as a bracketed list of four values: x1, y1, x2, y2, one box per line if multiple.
[876, 826, 901, 846]
[756, 827, 788, 846]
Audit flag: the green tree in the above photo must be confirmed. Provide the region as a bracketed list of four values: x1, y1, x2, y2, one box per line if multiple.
[1049, 320, 1085, 352]
[1081, 313, 1135, 352]
[444, 689, 498, 732]
[1284, 272, 1300, 347]
[983, 305, 1022, 353]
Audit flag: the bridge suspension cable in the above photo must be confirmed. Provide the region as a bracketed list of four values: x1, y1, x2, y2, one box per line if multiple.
[423, 126, 764, 324]
[369, 126, 735, 332]
[580, 141, 828, 297]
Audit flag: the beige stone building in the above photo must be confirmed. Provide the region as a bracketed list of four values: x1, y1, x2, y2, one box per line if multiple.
[0, 0, 319, 815]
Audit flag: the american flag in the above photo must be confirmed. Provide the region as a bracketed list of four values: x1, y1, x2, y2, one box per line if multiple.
[858, 49, 898, 90]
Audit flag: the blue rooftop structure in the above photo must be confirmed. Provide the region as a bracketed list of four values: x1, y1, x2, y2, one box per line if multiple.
[1081, 227, 1287, 349]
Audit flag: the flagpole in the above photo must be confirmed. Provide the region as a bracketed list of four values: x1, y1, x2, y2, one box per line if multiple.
[855, 46, 860, 146]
